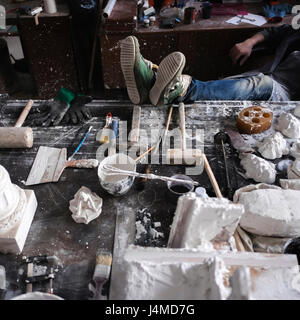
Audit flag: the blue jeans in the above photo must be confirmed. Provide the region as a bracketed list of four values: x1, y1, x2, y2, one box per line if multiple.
[180, 74, 274, 102]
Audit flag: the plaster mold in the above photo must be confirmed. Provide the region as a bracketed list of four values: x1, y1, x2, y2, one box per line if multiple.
[168, 192, 244, 249]
[0, 165, 37, 254]
[277, 112, 300, 139]
[111, 246, 300, 300]
[290, 141, 300, 159]
[258, 132, 288, 160]
[287, 159, 300, 179]
[240, 154, 276, 184]
[234, 184, 300, 237]
[69, 186, 103, 224]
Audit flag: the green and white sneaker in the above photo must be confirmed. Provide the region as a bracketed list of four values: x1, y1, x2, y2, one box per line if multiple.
[120, 36, 157, 105]
[149, 52, 187, 106]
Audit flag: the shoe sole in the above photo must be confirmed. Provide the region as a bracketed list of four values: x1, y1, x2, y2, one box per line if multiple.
[149, 52, 186, 106]
[120, 36, 140, 105]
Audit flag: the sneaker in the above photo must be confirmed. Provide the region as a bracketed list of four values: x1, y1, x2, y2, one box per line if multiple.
[120, 36, 157, 104]
[149, 52, 186, 106]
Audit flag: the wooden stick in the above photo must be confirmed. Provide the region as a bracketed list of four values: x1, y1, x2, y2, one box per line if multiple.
[202, 153, 245, 252]
[202, 153, 223, 199]
[15, 100, 34, 127]
[135, 145, 156, 163]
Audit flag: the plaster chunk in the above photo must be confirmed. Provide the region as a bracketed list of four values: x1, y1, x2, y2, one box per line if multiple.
[287, 159, 300, 179]
[236, 187, 300, 237]
[168, 192, 244, 249]
[290, 140, 300, 159]
[277, 112, 300, 139]
[258, 132, 289, 160]
[240, 153, 276, 184]
[69, 186, 103, 224]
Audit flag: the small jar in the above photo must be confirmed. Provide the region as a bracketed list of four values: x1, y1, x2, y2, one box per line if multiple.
[149, 16, 156, 26]
[144, 18, 150, 28]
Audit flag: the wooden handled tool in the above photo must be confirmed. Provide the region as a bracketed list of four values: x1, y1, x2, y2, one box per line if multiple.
[0, 100, 34, 148]
[166, 102, 202, 165]
[202, 153, 245, 252]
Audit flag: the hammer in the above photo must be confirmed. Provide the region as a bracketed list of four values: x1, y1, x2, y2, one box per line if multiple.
[166, 102, 202, 165]
[0, 100, 34, 148]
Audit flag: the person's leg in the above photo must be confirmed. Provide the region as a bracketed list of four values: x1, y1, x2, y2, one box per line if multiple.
[120, 36, 158, 104]
[181, 74, 274, 102]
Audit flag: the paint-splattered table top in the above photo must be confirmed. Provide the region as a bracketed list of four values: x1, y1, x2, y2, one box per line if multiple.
[0, 99, 299, 300]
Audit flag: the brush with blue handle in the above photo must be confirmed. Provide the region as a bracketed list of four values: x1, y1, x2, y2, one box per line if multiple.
[68, 126, 93, 161]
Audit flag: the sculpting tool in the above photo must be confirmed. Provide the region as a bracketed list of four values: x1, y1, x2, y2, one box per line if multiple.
[166, 102, 202, 165]
[93, 251, 112, 300]
[68, 125, 93, 161]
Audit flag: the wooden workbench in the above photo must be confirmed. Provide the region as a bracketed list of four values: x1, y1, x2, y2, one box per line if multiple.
[0, 99, 299, 300]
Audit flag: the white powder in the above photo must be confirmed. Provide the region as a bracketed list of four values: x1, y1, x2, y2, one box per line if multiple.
[240, 153, 276, 184]
[258, 132, 289, 160]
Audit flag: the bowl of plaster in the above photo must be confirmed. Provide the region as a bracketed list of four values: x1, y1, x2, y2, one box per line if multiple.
[98, 153, 136, 196]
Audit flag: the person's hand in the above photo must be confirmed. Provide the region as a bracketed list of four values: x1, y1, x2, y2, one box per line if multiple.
[27, 100, 69, 127]
[64, 95, 93, 124]
[229, 40, 254, 66]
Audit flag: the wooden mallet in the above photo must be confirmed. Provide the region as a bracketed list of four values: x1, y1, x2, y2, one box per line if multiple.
[0, 100, 34, 148]
[166, 102, 202, 165]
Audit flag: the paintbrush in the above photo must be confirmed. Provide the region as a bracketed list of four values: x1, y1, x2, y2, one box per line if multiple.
[68, 125, 93, 161]
[93, 251, 112, 300]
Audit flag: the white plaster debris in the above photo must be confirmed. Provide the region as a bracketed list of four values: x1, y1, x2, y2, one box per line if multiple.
[168, 192, 244, 249]
[236, 186, 300, 237]
[240, 153, 276, 184]
[150, 228, 164, 239]
[153, 222, 161, 228]
[135, 221, 147, 240]
[280, 179, 300, 190]
[258, 132, 289, 160]
[277, 112, 300, 139]
[294, 105, 300, 118]
[69, 186, 103, 224]
[288, 159, 300, 179]
[290, 140, 300, 159]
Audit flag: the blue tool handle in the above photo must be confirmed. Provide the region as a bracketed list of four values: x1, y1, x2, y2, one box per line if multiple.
[68, 126, 93, 160]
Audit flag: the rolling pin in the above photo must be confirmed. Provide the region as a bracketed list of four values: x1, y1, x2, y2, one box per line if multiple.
[0, 100, 34, 148]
